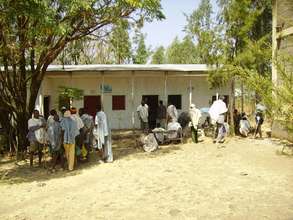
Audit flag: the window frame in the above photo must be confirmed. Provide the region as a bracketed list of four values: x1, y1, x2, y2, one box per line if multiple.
[168, 94, 182, 110]
[112, 95, 126, 111]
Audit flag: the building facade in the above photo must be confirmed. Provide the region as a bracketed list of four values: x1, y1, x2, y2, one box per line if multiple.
[36, 64, 229, 129]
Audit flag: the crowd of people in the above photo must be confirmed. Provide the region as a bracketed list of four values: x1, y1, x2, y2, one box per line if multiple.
[233, 108, 265, 138]
[27, 105, 112, 172]
[27, 96, 265, 171]
[136, 96, 265, 147]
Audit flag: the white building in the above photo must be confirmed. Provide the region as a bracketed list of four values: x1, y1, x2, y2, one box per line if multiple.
[36, 64, 229, 129]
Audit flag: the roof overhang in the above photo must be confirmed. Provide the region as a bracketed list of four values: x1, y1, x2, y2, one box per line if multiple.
[46, 64, 212, 73]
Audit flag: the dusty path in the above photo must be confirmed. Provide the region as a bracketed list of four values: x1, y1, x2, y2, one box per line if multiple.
[0, 136, 293, 220]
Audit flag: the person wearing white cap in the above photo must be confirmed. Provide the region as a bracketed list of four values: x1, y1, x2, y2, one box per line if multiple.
[189, 104, 202, 143]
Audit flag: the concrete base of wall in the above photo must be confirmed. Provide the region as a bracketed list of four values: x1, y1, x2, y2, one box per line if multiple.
[272, 120, 293, 142]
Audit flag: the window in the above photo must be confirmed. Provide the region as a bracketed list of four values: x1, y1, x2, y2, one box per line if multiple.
[112, 95, 126, 110]
[168, 95, 182, 109]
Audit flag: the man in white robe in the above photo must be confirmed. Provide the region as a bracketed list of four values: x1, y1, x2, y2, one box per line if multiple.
[94, 107, 113, 163]
[208, 96, 228, 143]
[137, 100, 149, 133]
[189, 104, 202, 143]
[27, 109, 46, 167]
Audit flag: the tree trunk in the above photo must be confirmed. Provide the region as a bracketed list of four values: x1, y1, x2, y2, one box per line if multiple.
[14, 109, 30, 160]
[229, 78, 235, 135]
[241, 81, 244, 113]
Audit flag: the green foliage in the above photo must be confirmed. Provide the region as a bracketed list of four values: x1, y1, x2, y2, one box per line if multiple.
[58, 86, 84, 109]
[57, 37, 96, 65]
[166, 37, 181, 64]
[133, 33, 150, 64]
[185, 0, 220, 64]
[272, 55, 293, 131]
[59, 86, 84, 100]
[110, 19, 132, 64]
[0, 0, 164, 151]
[208, 0, 272, 87]
[166, 36, 198, 64]
[151, 46, 165, 64]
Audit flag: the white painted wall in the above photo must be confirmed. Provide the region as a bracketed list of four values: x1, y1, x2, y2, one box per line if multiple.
[41, 71, 229, 129]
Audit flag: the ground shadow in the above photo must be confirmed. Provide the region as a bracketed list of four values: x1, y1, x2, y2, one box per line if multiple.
[271, 138, 293, 157]
[0, 130, 184, 185]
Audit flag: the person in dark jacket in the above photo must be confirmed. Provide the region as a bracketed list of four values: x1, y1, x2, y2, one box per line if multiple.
[254, 111, 264, 138]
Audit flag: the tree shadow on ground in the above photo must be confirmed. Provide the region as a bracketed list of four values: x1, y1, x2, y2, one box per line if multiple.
[0, 130, 184, 185]
[271, 138, 293, 157]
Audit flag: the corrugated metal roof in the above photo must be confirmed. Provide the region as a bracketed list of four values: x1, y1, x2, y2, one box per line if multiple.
[47, 64, 210, 72]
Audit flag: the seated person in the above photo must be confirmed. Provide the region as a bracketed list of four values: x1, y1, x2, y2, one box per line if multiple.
[216, 122, 229, 143]
[239, 113, 251, 137]
[167, 121, 182, 139]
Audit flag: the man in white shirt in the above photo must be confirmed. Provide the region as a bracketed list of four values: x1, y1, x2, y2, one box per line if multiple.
[137, 100, 149, 133]
[27, 110, 46, 167]
[94, 106, 113, 163]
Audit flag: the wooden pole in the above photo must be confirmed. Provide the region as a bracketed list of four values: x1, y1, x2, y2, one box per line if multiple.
[131, 71, 135, 131]
[164, 71, 168, 105]
[101, 71, 104, 110]
[189, 75, 192, 106]
[241, 82, 244, 113]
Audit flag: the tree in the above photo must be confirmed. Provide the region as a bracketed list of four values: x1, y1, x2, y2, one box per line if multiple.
[58, 86, 84, 109]
[206, 0, 272, 134]
[179, 36, 199, 63]
[0, 0, 164, 157]
[185, 0, 220, 64]
[94, 39, 115, 64]
[56, 37, 96, 65]
[133, 33, 149, 64]
[166, 36, 198, 64]
[166, 37, 182, 63]
[110, 19, 132, 64]
[151, 46, 165, 64]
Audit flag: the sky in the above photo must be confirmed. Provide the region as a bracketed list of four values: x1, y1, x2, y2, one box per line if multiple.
[141, 0, 218, 49]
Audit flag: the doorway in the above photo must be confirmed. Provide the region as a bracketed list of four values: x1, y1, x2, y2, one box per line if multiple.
[84, 96, 101, 118]
[142, 95, 159, 129]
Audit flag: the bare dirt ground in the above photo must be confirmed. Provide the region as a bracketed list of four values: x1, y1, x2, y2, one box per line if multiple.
[0, 132, 293, 220]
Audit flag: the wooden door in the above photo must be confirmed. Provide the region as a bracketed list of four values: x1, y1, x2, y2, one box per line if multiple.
[84, 96, 101, 118]
[142, 95, 159, 129]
